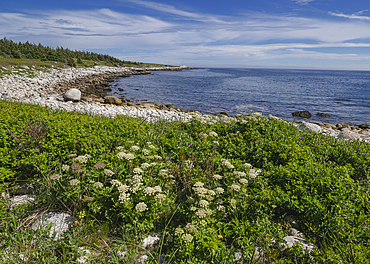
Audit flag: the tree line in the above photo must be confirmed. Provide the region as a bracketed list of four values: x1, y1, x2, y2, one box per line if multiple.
[0, 37, 140, 66]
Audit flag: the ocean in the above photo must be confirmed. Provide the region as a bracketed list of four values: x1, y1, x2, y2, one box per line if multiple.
[109, 68, 370, 125]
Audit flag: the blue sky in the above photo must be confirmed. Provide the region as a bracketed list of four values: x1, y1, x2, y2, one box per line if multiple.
[1, 0, 370, 70]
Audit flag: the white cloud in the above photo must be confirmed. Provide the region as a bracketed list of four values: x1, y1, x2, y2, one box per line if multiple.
[1, 5, 370, 69]
[329, 11, 370, 21]
[291, 0, 315, 5]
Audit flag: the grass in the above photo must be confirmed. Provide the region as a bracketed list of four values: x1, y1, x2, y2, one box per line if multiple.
[0, 99, 369, 263]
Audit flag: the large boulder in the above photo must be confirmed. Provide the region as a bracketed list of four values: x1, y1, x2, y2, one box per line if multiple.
[298, 121, 322, 133]
[292, 111, 312, 118]
[63, 88, 81, 102]
[32, 212, 73, 240]
[104, 96, 122, 105]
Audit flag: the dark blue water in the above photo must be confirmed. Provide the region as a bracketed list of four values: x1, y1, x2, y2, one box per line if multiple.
[109, 68, 370, 125]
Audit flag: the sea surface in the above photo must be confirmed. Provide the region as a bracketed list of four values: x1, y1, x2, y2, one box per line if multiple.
[109, 68, 370, 125]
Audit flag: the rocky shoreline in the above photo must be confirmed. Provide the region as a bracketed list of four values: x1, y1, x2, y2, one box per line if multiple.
[0, 64, 369, 143]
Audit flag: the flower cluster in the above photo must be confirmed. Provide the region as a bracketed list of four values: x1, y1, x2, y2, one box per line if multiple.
[185, 223, 198, 234]
[239, 178, 248, 185]
[133, 167, 143, 174]
[50, 174, 62, 180]
[130, 146, 140, 151]
[74, 154, 91, 164]
[233, 171, 246, 178]
[215, 187, 224, 194]
[104, 169, 115, 176]
[93, 162, 106, 169]
[199, 132, 208, 139]
[230, 184, 241, 191]
[142, 149, 151, 155]
[195, 209, 207, 218]
[221, 159, 234, 169]
[141, 163, 151, 170]
[184, 160, 194, 170]
[111, 179, 130, 203]
[213, 174, 222, 180]
[70, 179, 80, 186]
[155, 193, 166, 202]
[135, 202, 148, 212]
[209, 131, 218, 137]
[130, 174, 143, 193]
[199, 200, 209, 207]
[61, 164, 70, 171]
[93, 182, 104, 189]
[193, 182, 208, 198]
[181, 233, 193, 243]
[117, 152, 135, 160]
[143, 186, 161, 196]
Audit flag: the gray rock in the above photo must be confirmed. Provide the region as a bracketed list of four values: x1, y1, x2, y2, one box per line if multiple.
[298, 121, 322, 133]
[32, 212, 73, 240]
[63, 88, 81, 102]
[104, 95, 122, 105]
[9, 195, 35, 209]
[281, 236, 315, 252]
[292, 111, 312, 118]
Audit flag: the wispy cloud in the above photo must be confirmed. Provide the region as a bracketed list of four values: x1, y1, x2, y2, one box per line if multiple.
[1, 3, 370, 69]
[291, 0, 315, 5]
[329, 11, 370, 21]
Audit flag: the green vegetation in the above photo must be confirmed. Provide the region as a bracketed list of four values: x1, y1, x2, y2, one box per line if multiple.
[0, 100, 369, 263]
[0, 38, 173, 77]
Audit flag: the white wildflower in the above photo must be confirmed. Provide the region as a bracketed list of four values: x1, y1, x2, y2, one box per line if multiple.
[143, 187, 156, 196]
[50, 174, 62, 180]
[116, 152, 126, 159]
[213, 141, 219, 146]
[142, 149, 151, 155]
[181, 233, 193, 243]
[199, 200, 209, 207]
[209, 131, 218, 137]
[154, 155, 162, 160]
[208, 190, 216, 196]
[184, 160, 193, 170]
[111, 179, 122, 187]
[174, 227, 184, 236]
[130, 146, 140, 151]
[217, 205, 225, 212]
[215, 187, 224, 194]
[244, 163, 253, 169]
[150, 162, 158, 167]
[141, 163, 151, 170]
[234, 171, 246, 178]
[193, 182, 204, 188]
[135, 202, 148, 212]
[249, 171, 257, 179]
[93, 182, 103, 189]
[155, 193, 166, 202]
[190, 206, 197, 211]
[123, 153, 135, 160]
[104, 169, 115, 176]
[118, 184, 130, 193]
[118, 192, 130, 203]
[195, 210, 207, 218]
[230, 184, 241, 191]
[153, 186, 162, 193]
[61, 164, 70, 171]
[213, 174, 222, 180]
[70, 179, 80, 186]
[193, 187, 208, 198]
[148, 144, 157, 150]
[116, 146, 125, 151]
[74, 155, 89, 164]
[133, 167, 143, 174]
[199, 132, 208, 139]
[185, 223, 198, 234]
[239, 178, 248, 185]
